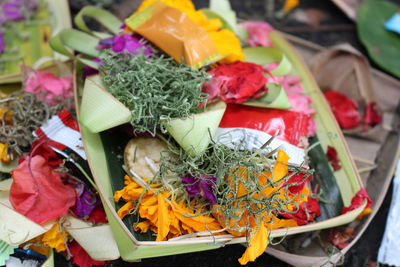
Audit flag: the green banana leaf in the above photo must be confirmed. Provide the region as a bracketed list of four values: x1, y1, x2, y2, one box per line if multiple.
[0, 0, 71, 84]
[357, 0, 400, 79]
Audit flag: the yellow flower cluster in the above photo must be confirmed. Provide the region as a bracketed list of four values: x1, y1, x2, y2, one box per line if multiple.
[21, 223, 68, 256]
[115, 176, 222, 241]
[136, 0, 244, 63]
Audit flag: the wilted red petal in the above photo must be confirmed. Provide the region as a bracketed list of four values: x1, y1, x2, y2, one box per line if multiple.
[328, 227, 355, 250]
[363, 102, 382, 131]
[326, 146, 341, 171]
[67, 241, 107, 267]
[342, 188, 373, 214]
[324, 90, 361, 129]
[10, 155, 76, 224]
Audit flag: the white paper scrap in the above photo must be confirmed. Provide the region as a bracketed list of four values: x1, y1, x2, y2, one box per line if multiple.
[377, 158, 400, 266]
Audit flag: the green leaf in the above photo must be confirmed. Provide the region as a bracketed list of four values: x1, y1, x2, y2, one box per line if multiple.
[202, 9, 234, 32]
[165, 102, 227, 157]
[79, 75, 131, 133]
[50, 29, 100, 59]
[207, 0, 237, 33]
[243, 83, 291, 109]
[358, 0, 400, 78]
[74, 6, 123, 37]
[308, 136, 344, 221]
[243, 47, 292, 76]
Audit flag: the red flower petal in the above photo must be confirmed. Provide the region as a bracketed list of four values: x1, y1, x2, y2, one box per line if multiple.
[363, 101, 382, 131]
[279, 197, 321, 225]
[202, 62, 267, 104]
[30, 140, 63, 169]
[326, 146, 341, 171]
[10, 155, 76, 224]
[67, 241, 107, 267]
[342, 188, 373, 214]
[87, 206, 108, 224]
[324, 90, 362, 129]
[281, 172, 313, 194]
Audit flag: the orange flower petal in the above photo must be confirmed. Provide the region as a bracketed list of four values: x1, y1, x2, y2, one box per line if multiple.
[117, 201, 134, 219]
[156, 193, 171, 241]
[238, 221, 269, 265]
[173, 201, 222, 233]
[134, 220, 152, 233]
[272, 150, 290, 182]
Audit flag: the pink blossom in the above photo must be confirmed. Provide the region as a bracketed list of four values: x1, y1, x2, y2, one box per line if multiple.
[24, 69, 73, 105]
[242, 21, 274, 47]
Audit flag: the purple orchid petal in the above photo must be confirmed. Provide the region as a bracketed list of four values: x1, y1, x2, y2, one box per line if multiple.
[95, 34, 152, 56]
[199, 175, 217, 206]
[181, 174, 200, 198]
[181, 174, 217, 205]
[95, 37, 113, 50]
[75, 185, 99, 218]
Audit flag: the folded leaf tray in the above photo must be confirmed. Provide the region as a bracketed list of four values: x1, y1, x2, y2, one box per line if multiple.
[74, 30, 366, 261]
[0, 0, 71, 84]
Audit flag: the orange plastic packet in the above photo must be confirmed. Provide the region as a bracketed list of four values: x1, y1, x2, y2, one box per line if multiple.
[125, 2, 222, 68]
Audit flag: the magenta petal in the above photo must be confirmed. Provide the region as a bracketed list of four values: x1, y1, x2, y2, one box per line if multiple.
[111, 36, 125, 52]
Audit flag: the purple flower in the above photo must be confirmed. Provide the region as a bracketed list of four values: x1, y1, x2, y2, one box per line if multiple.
[2, 2, 23, 21]
[181, 174, 218, 206]
[0, 32, 4, 54]
[0, 0, 39, 24]
[75, 183, 100, 218]
[95, 37, 113, 50]
[95, 34, 152, 56]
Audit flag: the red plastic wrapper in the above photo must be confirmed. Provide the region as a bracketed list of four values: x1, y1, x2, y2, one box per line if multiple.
[214, 104, 314, 165]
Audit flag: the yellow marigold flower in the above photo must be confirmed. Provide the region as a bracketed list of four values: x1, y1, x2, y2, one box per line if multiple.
[283, 0, 299, 14]
[41, 223, 68, 252]
[208, 29, 245, 64]
[0, 107, 12, 122]
[0, 143, 12, 163]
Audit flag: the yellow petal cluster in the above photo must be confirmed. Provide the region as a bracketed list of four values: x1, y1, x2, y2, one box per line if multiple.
[114, 175, 222, 241]
[136, 0, 244, 63]
[41, 223, 69, 252]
